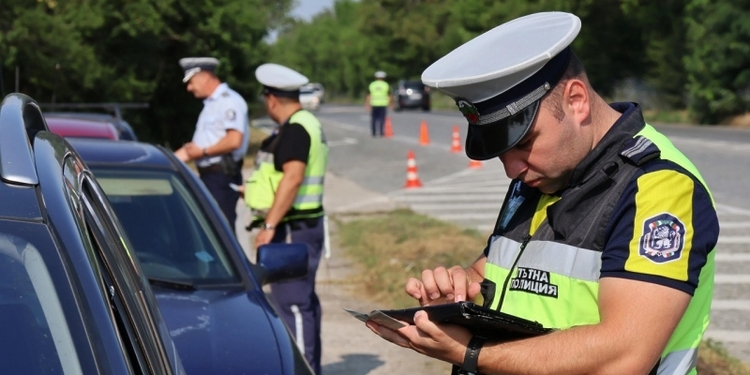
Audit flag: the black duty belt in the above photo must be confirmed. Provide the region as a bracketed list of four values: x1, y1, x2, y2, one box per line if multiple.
[246, 217, 321, 231]
[197, 164, 223, 174]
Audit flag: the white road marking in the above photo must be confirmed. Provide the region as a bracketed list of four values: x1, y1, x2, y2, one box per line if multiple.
[712, 300, 750, 311]
[327, 137, 358, 147]
[715, 275, 750, 284]
[704, 330, 750, 343]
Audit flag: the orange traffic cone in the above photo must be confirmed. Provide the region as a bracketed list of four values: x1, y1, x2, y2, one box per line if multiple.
[450, 125, 462, 153]
[468, 159, 483, 169]
[419, 120, 430, 146]
[404, 150, 423, 188]
[384, 117, 394, 138]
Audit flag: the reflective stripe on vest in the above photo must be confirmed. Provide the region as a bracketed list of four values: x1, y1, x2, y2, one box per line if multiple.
[245, 110, 328, 220]
[484, 235, 601, 329]
[369, 80, 390, 107]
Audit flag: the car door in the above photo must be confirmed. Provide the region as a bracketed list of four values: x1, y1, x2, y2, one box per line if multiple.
[70, 156, 185, 375]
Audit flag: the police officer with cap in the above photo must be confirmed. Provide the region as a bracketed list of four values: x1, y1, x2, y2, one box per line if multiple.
[366, 70, 391, 137]
[175, 57, 249, 228]
[365, 12, 718, 375]
[245, 63, 328, 374]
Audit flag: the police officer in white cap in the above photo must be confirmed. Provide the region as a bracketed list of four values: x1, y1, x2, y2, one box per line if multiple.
[364, 12, 718, 375]
[175, 57, 249, 228]
[244, 63, 329, 374]
[366, 70, 392, 137]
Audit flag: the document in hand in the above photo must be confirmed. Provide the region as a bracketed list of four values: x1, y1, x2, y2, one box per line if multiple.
[346, 301, 553, 340]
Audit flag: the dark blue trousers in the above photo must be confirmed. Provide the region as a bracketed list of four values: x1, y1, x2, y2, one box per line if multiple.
[200, 170, 242, 228]
[269, 217, 324, 374]
[370, 106, 387, 137]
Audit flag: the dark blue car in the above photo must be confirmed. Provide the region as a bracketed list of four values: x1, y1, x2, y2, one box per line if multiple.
[0, 94, 185, 374]
[69, 138, 314, 375]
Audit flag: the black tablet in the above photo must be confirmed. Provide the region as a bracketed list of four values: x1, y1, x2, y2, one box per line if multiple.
[379, 301, 553, 339]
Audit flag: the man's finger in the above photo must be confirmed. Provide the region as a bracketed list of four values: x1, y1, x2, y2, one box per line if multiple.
[433, 267, 456, 301]
[366, 321, 411, 348]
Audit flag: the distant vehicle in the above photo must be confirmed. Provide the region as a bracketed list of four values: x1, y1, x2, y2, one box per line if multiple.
[0, 94, 185, 375]
[301, 83, 325, 103]
[71, 138, 315, 375]
[44, 115, 121, 140]
[44, 112, 139, 141]
[393, 80, 430, 111]
[300, 87, 321, 111]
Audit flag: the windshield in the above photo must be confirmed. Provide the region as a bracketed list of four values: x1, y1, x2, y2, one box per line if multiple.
[0, 231, 82, 374]
[92, 169, 239, 286]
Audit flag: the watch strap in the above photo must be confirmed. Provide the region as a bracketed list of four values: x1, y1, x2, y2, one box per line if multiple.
[461, 336, 485, 375]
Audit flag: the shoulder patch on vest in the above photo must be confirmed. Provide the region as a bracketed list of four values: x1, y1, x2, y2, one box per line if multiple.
[620, 136, 660, 166]
[640, 213, 685, 263]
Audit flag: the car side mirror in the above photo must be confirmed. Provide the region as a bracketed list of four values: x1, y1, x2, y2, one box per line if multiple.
[255, 243, 308, 285]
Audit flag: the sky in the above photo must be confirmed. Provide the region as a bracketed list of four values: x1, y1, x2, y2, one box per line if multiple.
[291, 0, 335, 21]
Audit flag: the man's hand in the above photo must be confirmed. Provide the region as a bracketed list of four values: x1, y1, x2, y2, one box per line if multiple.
[174, 147, 190, 162]
[254, 228, 275, 248]
[406, 265, 482, 306]
[183, 142, 203, 160]
[366, 310, 472, 365]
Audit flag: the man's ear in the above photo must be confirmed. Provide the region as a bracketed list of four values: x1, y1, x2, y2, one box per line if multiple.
[563, 79, 590, 124]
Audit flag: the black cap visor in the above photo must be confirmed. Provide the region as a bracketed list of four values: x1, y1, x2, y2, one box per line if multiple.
[465, 100, 540, 160]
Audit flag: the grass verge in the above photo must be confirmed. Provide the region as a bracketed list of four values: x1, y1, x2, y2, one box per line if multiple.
[332, 209, 750, 374]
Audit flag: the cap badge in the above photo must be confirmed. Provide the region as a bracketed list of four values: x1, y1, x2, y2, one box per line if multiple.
[456, 98, 479, 124]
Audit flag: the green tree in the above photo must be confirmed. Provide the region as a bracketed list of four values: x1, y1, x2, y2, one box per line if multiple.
[684, 0, 750, 123]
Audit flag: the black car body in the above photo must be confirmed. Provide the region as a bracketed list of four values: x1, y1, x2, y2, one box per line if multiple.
[69, 138, 314, 375]
[0, 94, 184, 374]
[394, 80, 430, 111]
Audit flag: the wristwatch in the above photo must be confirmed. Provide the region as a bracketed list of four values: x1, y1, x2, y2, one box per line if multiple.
[261, 223, 276, 231]
[459, 336, 486, 375]
[202, 148, 209, 157]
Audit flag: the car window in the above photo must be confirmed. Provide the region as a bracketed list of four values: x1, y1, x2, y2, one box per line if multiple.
[300, 90, 315, 95]
[0, 230, 80, 375]
[91, 169, 238, 286]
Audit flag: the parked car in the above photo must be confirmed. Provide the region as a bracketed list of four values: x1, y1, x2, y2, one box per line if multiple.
[70, 138, 315, 375]
[301, 83, 325, 103]
[393, 80, 430, 111]
[44, 115, 121, 140]
[300, 87, 321, 111]
[44, 111, 139, 141]
[0, 94, 185, 375]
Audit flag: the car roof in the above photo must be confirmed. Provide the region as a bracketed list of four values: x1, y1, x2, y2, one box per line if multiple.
[45, 116, 120, 140]
[44, 111, 139, 141]
[68, 138, 174, 169]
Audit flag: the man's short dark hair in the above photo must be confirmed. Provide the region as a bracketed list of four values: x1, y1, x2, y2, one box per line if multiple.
[543, 52, 588, 122]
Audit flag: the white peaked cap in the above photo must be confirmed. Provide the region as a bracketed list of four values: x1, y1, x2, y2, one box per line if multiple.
[421, 12, 581, 103]
[375, 71, 387, 78]
[179, 57, 220, 83]
[255, 63, 309, 91]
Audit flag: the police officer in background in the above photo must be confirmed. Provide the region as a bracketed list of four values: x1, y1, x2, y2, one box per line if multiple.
[366, 70, 391, 137]
[365, 12, 719, 375]
[175, 57, 249, 228]
[245, 63, 328, 374]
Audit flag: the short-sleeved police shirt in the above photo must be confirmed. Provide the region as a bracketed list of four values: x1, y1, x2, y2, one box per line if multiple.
[192, 82, 249, 167]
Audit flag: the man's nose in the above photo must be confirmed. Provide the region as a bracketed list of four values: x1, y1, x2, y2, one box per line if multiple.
[499, 151, 527, 179]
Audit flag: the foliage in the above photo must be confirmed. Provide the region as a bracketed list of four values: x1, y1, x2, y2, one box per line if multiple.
[0, 0, 292, 146]
[3, 0, 750, 142]
[684, 0, 750, 124]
